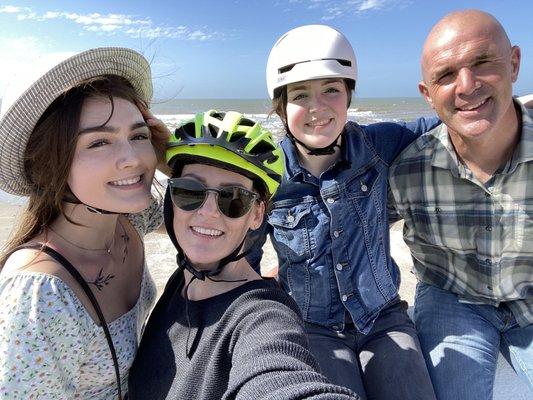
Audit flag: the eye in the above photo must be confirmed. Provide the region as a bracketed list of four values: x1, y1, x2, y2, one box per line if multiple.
[132, 132, 150, 141]
[291, 93, 307, 101]
[473, 59, 490, 68]
[436, 71, 453, 84]
[87, 139, 109, 149]
[324, 87, 340, 94]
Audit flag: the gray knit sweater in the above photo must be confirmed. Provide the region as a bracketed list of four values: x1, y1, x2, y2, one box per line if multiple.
[128, 270, 359, 399]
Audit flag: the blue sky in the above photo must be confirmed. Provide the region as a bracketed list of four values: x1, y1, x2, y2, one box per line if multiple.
[0, 0, 531, 99]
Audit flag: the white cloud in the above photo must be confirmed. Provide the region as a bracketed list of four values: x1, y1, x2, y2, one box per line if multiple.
[357, 0, 385, 11]
[43, 11, 61, 19]
[188, 30, 210, 41]
[276, 0, 410, 20]
[0, 5, 219, 41]
[0, 5, 28, 13]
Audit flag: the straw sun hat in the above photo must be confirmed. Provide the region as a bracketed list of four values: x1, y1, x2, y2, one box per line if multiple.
[0, 47, 153, 196]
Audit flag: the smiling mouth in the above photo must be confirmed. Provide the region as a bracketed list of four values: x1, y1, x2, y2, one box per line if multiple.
[457, 98, 488, 112]
[109, 175, 142, 186]
[191, 226, 223, 237]
[306, 118, 332, 127]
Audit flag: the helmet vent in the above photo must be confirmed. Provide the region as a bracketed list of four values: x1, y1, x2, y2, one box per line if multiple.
[249, 141, 276, 156]
[179, 123, 196, 139]
[279, 63, 295, 74]
[207, 123, 219, 137]
[337, 59, 352, 67]
[229, 131, 246, 142]
[239, 117, 255, 127]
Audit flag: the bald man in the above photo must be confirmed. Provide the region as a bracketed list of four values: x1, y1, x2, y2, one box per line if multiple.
[389, 10, 532, 399]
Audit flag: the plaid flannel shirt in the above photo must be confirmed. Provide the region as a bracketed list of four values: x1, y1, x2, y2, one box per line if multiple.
[389, 101, 533, 327]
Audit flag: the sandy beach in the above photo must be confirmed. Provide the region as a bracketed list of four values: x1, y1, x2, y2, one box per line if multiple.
[0, 203, 417, 304]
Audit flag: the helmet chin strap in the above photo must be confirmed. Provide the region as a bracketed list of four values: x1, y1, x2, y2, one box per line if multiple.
[63, 189, 119, 215]
[163, 187, 250, 282]
[287, 131, 342, 156]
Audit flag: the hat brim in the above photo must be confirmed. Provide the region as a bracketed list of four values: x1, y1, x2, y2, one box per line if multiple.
[0, 47, 153, 196]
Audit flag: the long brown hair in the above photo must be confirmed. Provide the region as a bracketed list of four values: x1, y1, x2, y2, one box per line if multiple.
[0, 75, 151, 266]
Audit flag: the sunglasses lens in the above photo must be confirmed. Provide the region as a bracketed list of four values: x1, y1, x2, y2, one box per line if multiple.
[169, 178, 257, 218]
[169, 179, 206, 211]
[218, 187, 256, 218]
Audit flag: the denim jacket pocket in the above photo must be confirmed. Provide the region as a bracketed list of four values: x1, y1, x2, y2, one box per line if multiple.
[345, 164, 383, 227]
[268, 204, 312, 259]
[345, 163, 380, 200]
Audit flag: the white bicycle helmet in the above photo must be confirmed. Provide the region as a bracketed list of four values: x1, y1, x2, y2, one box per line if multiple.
[266, 24, 357, 99]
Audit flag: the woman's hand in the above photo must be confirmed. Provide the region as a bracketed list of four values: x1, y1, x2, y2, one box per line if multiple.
[138, 103, 173, 176]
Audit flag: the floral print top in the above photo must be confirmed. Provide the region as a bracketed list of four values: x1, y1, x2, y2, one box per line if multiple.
[0, 196, 162, 399]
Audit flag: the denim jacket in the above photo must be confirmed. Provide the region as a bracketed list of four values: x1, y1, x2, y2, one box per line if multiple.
[259, 119, 439, 334]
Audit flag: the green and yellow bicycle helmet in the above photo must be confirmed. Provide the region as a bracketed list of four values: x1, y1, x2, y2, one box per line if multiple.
[166, 110, 284, 198]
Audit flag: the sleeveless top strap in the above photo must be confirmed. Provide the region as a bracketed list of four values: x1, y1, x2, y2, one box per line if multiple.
[4, 243, 123, 400]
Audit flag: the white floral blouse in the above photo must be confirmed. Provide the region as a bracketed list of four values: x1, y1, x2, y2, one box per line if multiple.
[0, 197, 162, 399]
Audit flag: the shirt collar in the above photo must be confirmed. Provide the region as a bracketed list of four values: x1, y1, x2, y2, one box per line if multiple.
[280, 131, 352, 181]
[430, 99, 533, 173]
[510, 100, 533, 167]
[280, 136, 306, 180]
[429, 124, 461, 173]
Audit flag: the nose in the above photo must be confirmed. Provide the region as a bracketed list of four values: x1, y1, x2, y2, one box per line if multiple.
[456, 67, 480, 96]
[197, 191, 221, 218]
[308, 92, 327, 112]
[116, 140, 141, 169]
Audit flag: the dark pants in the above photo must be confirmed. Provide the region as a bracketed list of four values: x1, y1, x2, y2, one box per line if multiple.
[305, 300, 436, 400]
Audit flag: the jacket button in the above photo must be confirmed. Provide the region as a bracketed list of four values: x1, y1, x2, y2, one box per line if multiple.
[327, 197, 335, 204]
[336, 263, 343, 271]
[333, 231, 340, 238]
[287, 215, 295, 223]
[342, 295, 348, 302]
[361, 184, 368, 192]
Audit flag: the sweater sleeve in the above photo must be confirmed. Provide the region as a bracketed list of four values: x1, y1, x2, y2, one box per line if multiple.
[226, 289, 359, 400]
[0, 274, 89, 400]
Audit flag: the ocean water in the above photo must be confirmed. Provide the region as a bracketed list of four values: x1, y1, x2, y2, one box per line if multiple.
[151, 97, 435, 140]
[0, 97, 435, 204]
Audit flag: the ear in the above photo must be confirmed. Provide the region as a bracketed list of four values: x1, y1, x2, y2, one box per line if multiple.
[510, 45, 521, 83]
[249, 201, 265, 230]
[418, 81, 434, 109]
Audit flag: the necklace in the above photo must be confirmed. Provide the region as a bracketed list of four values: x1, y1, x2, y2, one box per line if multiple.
[48, 226, 115, 253]
[48, 220, 130, 291]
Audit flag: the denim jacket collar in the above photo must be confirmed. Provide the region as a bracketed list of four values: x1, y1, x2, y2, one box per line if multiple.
[280, 123, 371, 182]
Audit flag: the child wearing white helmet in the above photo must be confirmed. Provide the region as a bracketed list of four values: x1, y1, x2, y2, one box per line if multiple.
[259, 25, 438, 399]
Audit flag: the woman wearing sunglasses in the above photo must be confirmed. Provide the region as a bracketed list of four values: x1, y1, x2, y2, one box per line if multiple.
[127, 110, 359, 399]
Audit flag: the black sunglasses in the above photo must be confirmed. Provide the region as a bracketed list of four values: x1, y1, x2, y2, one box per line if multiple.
[168, 178, 259, 219]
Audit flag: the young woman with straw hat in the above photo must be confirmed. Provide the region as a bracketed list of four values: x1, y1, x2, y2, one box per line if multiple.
[0, 47, 169, 399]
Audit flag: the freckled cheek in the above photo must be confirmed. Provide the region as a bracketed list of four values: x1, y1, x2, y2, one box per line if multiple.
[286, 104, 306, 125]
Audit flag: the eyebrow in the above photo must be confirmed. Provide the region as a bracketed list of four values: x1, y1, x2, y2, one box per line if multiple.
[288, 79, 343, 92]
[180, 173, 248, 188]
[78, 121, 148, 135]
[431, 53, 494, 81]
